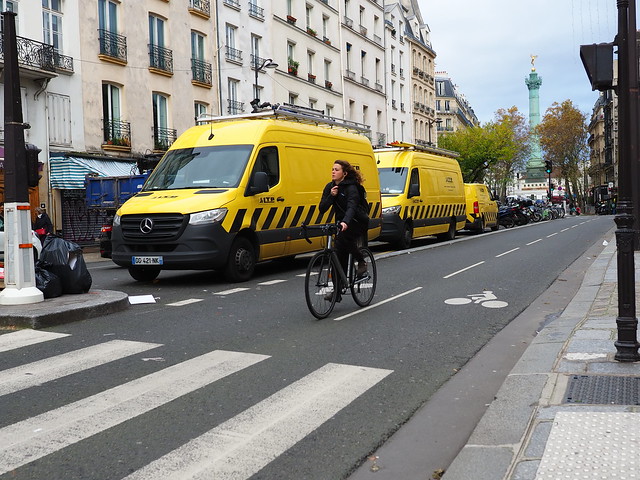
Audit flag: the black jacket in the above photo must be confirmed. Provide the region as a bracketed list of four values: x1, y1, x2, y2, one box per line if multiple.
[319, 177, 367, 230]
[33, 213, 53, 234]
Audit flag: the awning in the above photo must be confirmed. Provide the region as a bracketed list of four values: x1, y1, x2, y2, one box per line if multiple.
[49, 156, 137, 189]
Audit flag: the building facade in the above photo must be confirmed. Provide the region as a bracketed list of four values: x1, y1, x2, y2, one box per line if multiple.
[434, 72, 478, 138]
[0, 0, 477, 244]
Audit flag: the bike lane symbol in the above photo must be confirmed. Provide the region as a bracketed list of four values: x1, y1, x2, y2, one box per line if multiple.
[444, 290, 508, 309]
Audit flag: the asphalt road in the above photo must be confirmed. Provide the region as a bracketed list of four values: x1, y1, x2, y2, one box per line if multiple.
[0, 214, 614, 480]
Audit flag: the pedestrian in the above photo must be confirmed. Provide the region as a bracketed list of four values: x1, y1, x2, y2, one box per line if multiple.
[319, 160, 369, 301]
[33, 207, 53, 243]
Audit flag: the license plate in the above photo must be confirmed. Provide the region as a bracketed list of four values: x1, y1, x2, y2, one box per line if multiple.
[132, 256, 163, 265]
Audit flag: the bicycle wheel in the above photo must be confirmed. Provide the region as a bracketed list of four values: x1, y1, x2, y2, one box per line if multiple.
[305, 252, 338, 319]
[350, 248, 376, 307]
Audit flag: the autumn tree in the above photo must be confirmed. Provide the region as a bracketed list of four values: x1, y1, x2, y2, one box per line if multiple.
[536, 100, 588, 206]
[437, 106, 530, 199]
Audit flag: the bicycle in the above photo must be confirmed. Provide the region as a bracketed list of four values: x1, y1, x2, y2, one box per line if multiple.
[301, 223, 377, 319]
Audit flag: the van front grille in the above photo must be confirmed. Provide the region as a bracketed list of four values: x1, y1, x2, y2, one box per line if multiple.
[121, 213, 186, 241]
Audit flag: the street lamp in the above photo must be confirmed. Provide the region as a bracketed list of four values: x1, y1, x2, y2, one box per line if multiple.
[251, 57, 278, 112]
[427, 118, 442, 146]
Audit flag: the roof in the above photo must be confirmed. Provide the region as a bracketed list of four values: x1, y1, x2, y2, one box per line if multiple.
[49, 156, 138, 189]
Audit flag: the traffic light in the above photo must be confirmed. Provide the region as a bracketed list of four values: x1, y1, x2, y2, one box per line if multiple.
[544, 160, 552, 174]
[580, 43, 613, 91]
[25, 143, 42, 188]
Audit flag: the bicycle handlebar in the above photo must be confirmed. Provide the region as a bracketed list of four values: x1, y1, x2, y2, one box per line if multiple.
[301, 223, 341, 244]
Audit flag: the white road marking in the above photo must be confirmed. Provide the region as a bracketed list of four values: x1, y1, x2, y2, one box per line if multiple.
[443, 261, 485, 279]
[495, 247, 520, 258]
[333, 287, 423, 322]
[0, 340, 161, 396]
[125, 363, 393, 480]
[258, 279, 287, 285]
[561, 228, 570, 232]
[214, 288, 250, 295]
[526, 239, 542, 245]
[167, 298, 204, 306]
[0, 330, 70, 353]
[0, 350, 270, 475]
[547, 232, 558, 238]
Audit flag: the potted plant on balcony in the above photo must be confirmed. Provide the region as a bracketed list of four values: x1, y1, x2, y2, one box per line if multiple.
[287, 58, 299, 76]
[287, 15, 297, 24]
[325, 80, 333, 89]
[308, 73, 316, 82]
[307, 27, 317, 37]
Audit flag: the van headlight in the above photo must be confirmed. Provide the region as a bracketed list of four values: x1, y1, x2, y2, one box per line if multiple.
[189, 208, 227, 225]
[382, 205, 401, 215]
[113, 214, 121, 226]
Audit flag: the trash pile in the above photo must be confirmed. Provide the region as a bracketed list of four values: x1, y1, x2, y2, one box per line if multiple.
[35, 236, 92, 298]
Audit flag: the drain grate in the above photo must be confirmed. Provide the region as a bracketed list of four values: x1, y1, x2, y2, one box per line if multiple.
[564, 375, 640, 405]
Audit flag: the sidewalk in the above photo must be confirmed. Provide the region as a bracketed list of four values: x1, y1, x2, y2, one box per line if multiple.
[442, 237, 639, 480]
[0, 246, 129, 329]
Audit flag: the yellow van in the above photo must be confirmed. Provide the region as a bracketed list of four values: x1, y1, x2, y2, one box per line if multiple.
[110, 105, 381, 282]
[375, 143, 465, 249]
[464, 183, 499, 233]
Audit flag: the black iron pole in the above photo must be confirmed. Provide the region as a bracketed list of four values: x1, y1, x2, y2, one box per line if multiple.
[613, 0, 640, 361]
[2, 11, 29, 204]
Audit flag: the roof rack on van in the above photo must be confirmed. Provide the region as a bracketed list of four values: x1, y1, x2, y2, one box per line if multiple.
[196, 103, 371, 135]
[375, 141, 460, 159]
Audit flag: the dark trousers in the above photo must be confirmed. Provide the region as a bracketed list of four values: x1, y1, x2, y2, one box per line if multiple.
[336, 227, 366, 276]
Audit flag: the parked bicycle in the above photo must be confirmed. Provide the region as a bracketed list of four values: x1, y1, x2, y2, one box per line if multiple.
[302, 223, 377, 319]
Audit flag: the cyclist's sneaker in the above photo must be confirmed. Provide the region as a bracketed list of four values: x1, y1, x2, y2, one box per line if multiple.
[356, 261, 368, 278]
[324, 291, 341, 302]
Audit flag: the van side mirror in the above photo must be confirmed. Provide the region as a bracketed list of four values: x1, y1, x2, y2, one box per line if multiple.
[246, 171, 269, 196]
[408, 183, 420, 198]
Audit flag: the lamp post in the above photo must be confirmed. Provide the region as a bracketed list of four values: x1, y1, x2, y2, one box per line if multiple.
[251, 57, 278, 112]
[427, 118, 442, 146]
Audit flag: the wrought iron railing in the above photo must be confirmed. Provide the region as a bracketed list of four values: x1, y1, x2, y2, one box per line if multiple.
[0, 35, 56, 72]
[153, 126, 177, 151]
[53, 51, 74, 72]
[148, 44, 173, 73]
[191, 58, 212, 85]
[223, 0, 240, 8]
[189, 0, 210, 17]
[225, 45, 242, 63]
[376, 132, 387, 146]
[103, 118, 131, 147]
[248, 2, 264, 19]
[98, 29, 127, 63]
[227, 99, 244, 115]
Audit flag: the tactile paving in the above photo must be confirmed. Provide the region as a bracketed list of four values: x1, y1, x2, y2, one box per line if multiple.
[564, 375, 640, 405]
[536, 412, 640, 479]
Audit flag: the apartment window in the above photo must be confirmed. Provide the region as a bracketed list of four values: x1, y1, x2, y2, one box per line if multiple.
[225, 24, 241, 62]
[359, 6, 364, 25]
[194, 102, 207, 123]
[309, 99, 316, 109]
[251, 34, 260, 60]
[288, 93, 297, 105]
[322, 16, 328, 38]
[444, 100, 450, 112]
[42, 0, 63, 52]
[102, 83, 121, 127]
[326, 104, 333, 117]
[324, 59, 330, 79]
[436, 100, 441, 110]
[47, 92, 72, 146]
[287, 42, 295, 63]
[98, 0, 117, 33]
[436, 81, 445, 96]
[152, 92, 174, 150]
[149, 15, 165, 48]
[306, 5, 312, 29]
[346, 42, 352, 70]
[1, 0, 18, 32]
[228, 78, 242, 114]
[102, 83, 130, 147]
[307, 51, 314, 75]
[287, 0, 292, 16]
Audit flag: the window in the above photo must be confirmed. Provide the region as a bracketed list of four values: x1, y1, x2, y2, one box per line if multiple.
[47, 92, 72, 146]
[322, 16, 328, 38]
[253, 146, 280, 188]
[191, 31, 204, 61]
[194, 102, 207, 123]
[0, 1, 18, 32]
[305, 5, 312, 29]
[287, 0, 292, 16]
[307, 51, 314, 75]
[251, 34, 260, 61]
[98, 0, 117, 33]
[102, 83, 121, 127]
[444, 100, 450, 112]
[226, 24, 236, 49]
[228, 78, 242, 114]
[152, 92, 169, 148]
[149, 15, 164, 47]
[42, 0, 63, 53]
[288, 93, 297, 105]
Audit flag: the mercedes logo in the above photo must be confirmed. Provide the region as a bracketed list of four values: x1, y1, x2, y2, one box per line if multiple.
[139, 217, 154, 234]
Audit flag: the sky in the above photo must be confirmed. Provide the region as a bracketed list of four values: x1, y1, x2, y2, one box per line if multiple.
[418, 0, 620, 124]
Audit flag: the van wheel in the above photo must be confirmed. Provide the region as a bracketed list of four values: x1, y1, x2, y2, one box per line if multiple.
[490, 224, 499, 231]
[475, 219, 485, 234]
[394, 223, 413, 250]
[437, 220, 456, 241]
[225, 237, 256, 282]
[128, 266, 160, 282]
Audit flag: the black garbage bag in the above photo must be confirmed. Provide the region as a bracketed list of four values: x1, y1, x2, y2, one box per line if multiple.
[38, 236, 92, 294]
[34, 265, 63, 299]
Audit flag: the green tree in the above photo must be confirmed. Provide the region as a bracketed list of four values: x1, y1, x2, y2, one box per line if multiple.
[536, 100, 588, 206]
[438, 106, 530, 199]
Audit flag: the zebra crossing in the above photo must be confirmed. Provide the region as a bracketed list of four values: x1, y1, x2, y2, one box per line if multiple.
[0, 330, 392, 479]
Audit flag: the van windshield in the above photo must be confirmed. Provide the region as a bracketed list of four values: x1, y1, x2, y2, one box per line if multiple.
[143, 145, 253, 190]
[378, 167, 408, 194]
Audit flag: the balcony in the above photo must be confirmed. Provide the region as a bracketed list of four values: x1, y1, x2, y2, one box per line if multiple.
[98, 29, 127, 65]
[345, 69, 355, 80]
[360, 76, 369, 87]
[248, 2, 264, 20]
[188, 0, 211, 18]
[148, 44, 173, 74]
[191, 58, 212, 86]
[223, 0, 240, 9]
[343, 16, 354, 28]
[0, 35, 74, 76]
[102, 119, 131, 151]
[308, 73, 316, 84]
[376, 132, 386, 147]
[359, 25, 367, 36]
[374, 82, 383, 92]
[225, 45, 242, 63]
[227, 99, 244, 115]
[392, 99, 397, 109]
[153, 126, 177, 151]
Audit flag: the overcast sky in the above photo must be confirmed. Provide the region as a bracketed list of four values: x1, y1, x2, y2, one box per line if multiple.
[419, 0, 620, 124]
